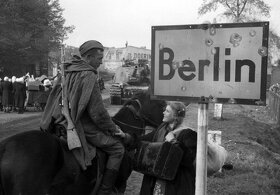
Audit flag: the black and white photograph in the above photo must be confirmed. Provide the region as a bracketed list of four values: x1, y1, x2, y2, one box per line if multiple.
[0, 0, 280, 194]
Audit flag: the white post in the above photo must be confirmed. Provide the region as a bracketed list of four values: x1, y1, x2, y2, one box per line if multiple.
[213, 103, 223, 120]
[195, 102, 208, 195]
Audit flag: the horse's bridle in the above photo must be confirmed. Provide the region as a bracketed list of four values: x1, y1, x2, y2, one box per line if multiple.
[132, 99, 161, 128]
[112, 98, 160, 131]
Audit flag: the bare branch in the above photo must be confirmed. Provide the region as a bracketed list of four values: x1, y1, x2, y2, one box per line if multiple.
[225, 0, 231, 10]
[239, 0, 248, 15]
[225, 0, 237, 18]
[237, 0, 240, 14]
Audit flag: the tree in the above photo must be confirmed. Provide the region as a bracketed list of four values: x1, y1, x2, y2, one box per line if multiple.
[198, 0, 280, 67]
[0, 0, 74, 77]
[198, 0, 271, 22]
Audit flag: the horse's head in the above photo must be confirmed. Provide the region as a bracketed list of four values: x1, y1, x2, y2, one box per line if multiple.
[112, 91, 166, 137]
[131, 91, 166, 127]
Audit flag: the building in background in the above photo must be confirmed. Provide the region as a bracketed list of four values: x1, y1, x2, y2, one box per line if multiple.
[103, 45, 151, 72]
[47, 44, 151, 77]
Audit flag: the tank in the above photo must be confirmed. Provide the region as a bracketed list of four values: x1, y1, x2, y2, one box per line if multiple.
[110, 59, 150, 105]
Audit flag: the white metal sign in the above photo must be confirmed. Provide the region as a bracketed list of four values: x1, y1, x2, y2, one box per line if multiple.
[151, 22, 269, 105]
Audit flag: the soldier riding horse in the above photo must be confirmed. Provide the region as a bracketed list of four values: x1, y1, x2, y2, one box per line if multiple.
[0, 91, 166, 195]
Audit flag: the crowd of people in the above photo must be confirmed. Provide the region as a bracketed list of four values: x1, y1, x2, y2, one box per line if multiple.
[0, 73, 53, 114]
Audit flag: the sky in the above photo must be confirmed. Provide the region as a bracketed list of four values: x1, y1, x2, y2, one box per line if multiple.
[59, 0, 280, 49]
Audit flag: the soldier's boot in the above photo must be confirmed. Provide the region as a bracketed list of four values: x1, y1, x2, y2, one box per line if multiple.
[97, 169, 118, 195]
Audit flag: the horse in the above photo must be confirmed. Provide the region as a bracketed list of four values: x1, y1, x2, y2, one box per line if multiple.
[0, 91, 166, 195]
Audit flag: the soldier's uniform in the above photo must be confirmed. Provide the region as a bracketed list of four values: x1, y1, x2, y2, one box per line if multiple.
[41, 40, 124, 195]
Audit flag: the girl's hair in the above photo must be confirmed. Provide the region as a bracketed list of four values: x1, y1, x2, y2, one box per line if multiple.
[168, 101, 186, 127]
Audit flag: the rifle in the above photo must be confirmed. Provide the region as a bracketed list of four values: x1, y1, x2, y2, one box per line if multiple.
[60, 63, 82, 150]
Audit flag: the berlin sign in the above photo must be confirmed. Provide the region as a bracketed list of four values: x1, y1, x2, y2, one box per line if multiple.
[151, 22, 269, 105]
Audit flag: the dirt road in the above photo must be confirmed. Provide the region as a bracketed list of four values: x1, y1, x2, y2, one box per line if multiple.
[0, 112, 42, 141]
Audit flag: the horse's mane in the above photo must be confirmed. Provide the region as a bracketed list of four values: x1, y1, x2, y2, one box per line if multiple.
[123, 91, 149, 107]
[124, 91, 165, 107]
[113, 91, 147, 119]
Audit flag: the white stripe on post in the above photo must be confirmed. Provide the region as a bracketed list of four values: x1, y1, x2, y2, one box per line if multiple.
[195, 102, 209, 195]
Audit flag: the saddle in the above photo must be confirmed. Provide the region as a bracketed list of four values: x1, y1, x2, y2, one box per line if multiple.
[48, 124, 107, 194]
[49, 124, 131, 194]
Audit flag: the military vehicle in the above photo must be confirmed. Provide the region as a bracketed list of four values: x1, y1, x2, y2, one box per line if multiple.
[110, 59, 150, 105]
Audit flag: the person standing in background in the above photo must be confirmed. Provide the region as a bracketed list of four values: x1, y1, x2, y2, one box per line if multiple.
[0, 78, 2, 111]
[24, 75, 30, 111]
[1, 77, 12, 113]
[11, 76, 17, 112]
[8, 78, 13, 111]
[14, 77, 26, 114]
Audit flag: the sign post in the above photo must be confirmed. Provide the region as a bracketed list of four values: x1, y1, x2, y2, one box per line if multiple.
[196, 101, 208, 195]
[151, 22, 269, 194]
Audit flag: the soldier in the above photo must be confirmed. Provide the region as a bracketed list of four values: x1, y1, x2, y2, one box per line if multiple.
[41, 40, 124, 195]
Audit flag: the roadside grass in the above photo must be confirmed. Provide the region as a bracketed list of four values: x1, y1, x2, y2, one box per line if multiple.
[206, 104, 280, 195]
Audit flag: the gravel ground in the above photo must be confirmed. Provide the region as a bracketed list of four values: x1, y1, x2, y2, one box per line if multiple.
[0, 109, 42, 126]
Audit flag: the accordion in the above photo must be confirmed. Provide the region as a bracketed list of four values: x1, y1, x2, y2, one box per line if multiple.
[133, 141, 183, 181]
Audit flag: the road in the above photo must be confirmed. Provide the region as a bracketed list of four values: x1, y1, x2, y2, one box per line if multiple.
[0, 112, 42, 141]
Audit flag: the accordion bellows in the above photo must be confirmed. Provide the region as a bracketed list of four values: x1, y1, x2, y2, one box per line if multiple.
[133, 141, 183, 180]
